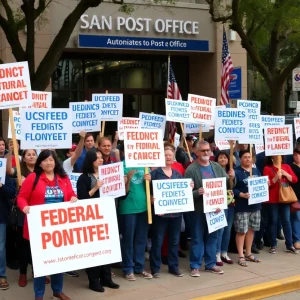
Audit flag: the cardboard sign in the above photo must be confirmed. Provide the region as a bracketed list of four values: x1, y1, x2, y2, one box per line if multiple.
[188, 94, 216, 125]
[260, 115, 285, 128]
[255, 143, 265, 155]
[8, 110, 21, 140]
[237, 100, 261, 121]
[152, 179, 194, 214]
[202, 177, 227, 213]
[184, 123, 210, 134]
[238, 121, 263, 145]
[118, 117, 140, 140]
[20, 108, 72, 150]
[28, 198, 122, 277]
[28, 91, 52, 109]
[92, 93, 123, 121]
[70, 102, 101, 134]
[124, 129, 165, 168]
[206, 210, 227, 234]
[139, 112, 166, 133]
[248, 176, 269, 205]
[0, 158, 7, 184]
[0, 62, 32, 109]
[265, 125, 293, 156]
[215, 108, 249, 141]
[67, 173, 81, 195]
[215, 140, 230, 150]
[294, 118, 300, 139]
[99, 162, 126, 198]
[165, 99, 192, 123]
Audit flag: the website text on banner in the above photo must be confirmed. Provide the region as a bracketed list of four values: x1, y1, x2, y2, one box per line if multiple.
[214, 108, 249, 141]
[188, 94, 216, 125]
[20, 109, 72, 150]
[28, 198, 122, 278]
[206, 210, 227, 234]
[294, 118, 300, 139]
[0, 61, 32, 109]
[0, 158, 7, 184]
[165, 99, 192, 124]
[70, 101, 101, 134]
[123, 129, 165, 168]
[68, 173, 81, 195]
[248, 176, 269, 205]
[152, 179, 194, 215]
[139, 112, 166, 133]
[202, 177, 227, 213]
[264, 124, 293, 156]
[118, 117, 140, 140]
[26, 91, 52, 109]
[184, 123, 210, 134]
[8, 110, 21, 140]
[99, 162, 126, 198]
[92, 93, 123, 121]
[260, 115, 285, 128]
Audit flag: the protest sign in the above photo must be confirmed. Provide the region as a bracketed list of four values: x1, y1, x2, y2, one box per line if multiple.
[165, 99, 192, 124]
[202, 177, 227, 213]
[70, 102, 101, 134]
[237, 100, 261, 121]
[139, 112, 166, 133]
[124, 129, 165, 168]
[294, 118, 300, 139]
[215, 140, 230, 150]
[215, 108, 249, 141]
[20, 108, 72, 150]
[28, 198, 122, 277]
[92, 93, 123, 121]
[152, 179, 194, 214]
[265, 125, 293, 156]
[99, 162, 126, 198]
[260, 115, 285, 128]
[29, 91, 52, 109]
[255, 143, 265, 155]
[67, 173, 81, 195]
[248, 176, 269, 205]
[184, 123, 210, 134]
[174, 133, 180, 149]
[118, 118, 140, 140]
[206, 210, 227, 234]
[0, 62, 32, 109]
[0, 158, 7, 184]
[8, 110, 21, 140]
[188, 94, 216, 125]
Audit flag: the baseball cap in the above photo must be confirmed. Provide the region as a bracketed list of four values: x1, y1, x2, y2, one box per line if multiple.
[69, 144, 77, 152]
[186, 135, 197, 141]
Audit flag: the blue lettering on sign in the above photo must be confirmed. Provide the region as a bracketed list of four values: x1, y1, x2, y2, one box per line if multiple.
[78, 34, 209, 52]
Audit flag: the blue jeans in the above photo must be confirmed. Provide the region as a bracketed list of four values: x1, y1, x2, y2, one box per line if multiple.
[266, 203, 293, 248]
[0, 224, 6, 278]
[189, 211, 218, 269]
[216, 206, 235, 254]
[34, 274, 63, 297]
[119, 212, 149, 275]
[291, 210, 300, 244]
[150, 216, 181, 273]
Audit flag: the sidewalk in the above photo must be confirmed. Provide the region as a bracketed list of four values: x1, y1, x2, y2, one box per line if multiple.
[3, 240, 300, 300]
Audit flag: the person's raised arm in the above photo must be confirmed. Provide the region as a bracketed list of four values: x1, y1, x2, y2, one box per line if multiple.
[112, 131, 119, 150]
[70, 131, 86, 167]
[5, 146, 16, 176]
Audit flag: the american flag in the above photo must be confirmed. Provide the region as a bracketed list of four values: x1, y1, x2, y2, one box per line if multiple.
[221, 28, 234, 106]
[167, 60, 182, 143]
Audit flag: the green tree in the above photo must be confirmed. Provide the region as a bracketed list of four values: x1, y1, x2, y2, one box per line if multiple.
[206, 0, 300, 115]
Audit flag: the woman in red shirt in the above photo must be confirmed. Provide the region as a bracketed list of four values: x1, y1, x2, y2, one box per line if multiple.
[263, 155, 298, 255]
[18, 150, 77, 300]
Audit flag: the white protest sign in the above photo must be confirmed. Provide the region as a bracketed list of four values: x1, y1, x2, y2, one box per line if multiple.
[70, 102, 101, 134]
[99, 162, 125, 198]
[260, 115, 285, 128]
[139, 112, 166, 133]
[248, 176, 269, 205]
[28, 198, 121, 277]
[0, 61, 32, 109]
[237, 100, 261, 121]
[118, 118, 140, 140]
[294, 118, 300, 139]
[29, 91, 52, 109]
[215, 140, 230, 150]
[124, 129, 165, 168]
[238, 121, 263, 145]
[202, 177, 227, 213]
[174, 133, 180, 149]
[215, 108, 249, 141]
[255, 143, 265, 155]
[188, 94, 216, 125]
[67, 173, 81, 195]
[184, 123, 210, 134]
[152, 179, 194, 214]
[0, 158, 7, 184]
[265, 125, 293, 156]
[206, 210, 227, 234]
[20, 108, 72, 150]
[92, 93, 123, 121]
[165, 99, 192, 124]
[8, 110, 21, 140]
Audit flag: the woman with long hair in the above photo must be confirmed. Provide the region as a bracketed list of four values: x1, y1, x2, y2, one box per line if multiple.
[18, 150, 77, 300]
[77, 149, 119, 293]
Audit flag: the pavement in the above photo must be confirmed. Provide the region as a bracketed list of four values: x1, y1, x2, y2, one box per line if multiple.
[265, 292, 300, 299]
[2, 240, 300, 300]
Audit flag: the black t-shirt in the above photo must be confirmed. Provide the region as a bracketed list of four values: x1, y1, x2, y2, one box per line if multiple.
[291, 164, 300, 199]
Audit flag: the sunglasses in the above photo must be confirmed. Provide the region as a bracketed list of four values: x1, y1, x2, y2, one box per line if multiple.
[200, 149, 210, 153]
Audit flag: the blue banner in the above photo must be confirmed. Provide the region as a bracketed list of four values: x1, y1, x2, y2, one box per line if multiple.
[228, 67, 242, 99]
[78, 34, 209, 52]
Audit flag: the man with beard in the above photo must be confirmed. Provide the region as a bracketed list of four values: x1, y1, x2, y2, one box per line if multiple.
[184, 140, 235, 277]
